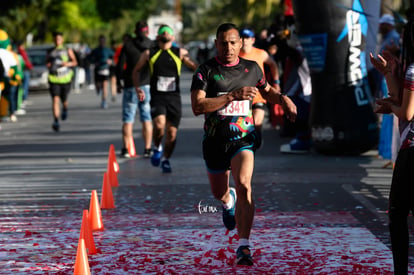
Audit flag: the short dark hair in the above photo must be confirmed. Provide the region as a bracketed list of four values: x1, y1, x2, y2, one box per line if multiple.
[52, 31, 63, 37]
[216, 23, 239, 38]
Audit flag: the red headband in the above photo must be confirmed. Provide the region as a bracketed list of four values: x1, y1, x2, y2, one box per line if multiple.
[140, 27, 149, 32]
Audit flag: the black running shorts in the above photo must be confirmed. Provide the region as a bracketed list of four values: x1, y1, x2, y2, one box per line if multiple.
[94, 70, 110, 82]
[202, 133, 258, 172]
[150, 92, 182, 128]
[49, 82, 71, 102]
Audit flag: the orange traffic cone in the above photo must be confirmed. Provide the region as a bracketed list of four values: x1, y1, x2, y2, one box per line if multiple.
[108, 144, 119, 173]
[73, 238, 91, 275]
[107, 145, 119, 187]
[101, 172, 115, 209]
[88, 190, 104, 231]
[79, 210, 97, 255]
[128, 136, 136, 158]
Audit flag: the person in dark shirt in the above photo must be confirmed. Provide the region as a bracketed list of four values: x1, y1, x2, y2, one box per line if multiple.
[89, 35, 114, 109]
[116, 21, 153, 158]
[190, 23, 296, 266]
[132, 24, 198, 173]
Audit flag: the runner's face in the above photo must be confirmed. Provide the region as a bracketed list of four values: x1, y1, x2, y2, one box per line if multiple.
[241, 37, 255, 49]
[54, 35, 64, 46]
[158, 32, 173, 43]
[215, 29, 242, 64]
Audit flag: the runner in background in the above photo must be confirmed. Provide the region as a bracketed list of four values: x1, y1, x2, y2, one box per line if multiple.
[89, 35, 114, 109]
[132, 24, 198, 173]
[239, 27, 280, 148]
[46, 31, 77, 132]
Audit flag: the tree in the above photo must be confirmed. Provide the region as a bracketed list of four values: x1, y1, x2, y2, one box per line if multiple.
[0, 0, 52, 43]
[96, 0, 168, 22]
[182, 0, 282, 43]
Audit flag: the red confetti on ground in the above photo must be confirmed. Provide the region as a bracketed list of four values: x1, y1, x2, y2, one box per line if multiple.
[0, 211, 411, 274]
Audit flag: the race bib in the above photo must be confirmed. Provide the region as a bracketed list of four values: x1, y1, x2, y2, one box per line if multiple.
[56, 67, 70, 77]
[157, 76, 176, 92]
[98, 68, 110, 76]
[218, 100, 250, 116]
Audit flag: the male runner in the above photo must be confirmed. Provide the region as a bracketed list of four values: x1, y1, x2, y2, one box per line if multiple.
[89, 35, 114, 109]
[239, 27, 280, 147]
[132, 24, 198, 173]
[46, 31, 77, 132]
[190, 23, 296, 265]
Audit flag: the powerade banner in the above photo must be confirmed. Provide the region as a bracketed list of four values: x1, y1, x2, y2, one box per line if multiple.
[292, 0, 379, 155]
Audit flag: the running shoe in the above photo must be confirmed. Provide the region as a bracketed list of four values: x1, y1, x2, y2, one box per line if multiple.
[15, 109, 26, 115]
[120, 148, 131, 158]
[236, 245, 253, 266]
[161, 159, 172, 173]
[52, 121, 60, 132]
[10, 115, 17, 122]
[222, 187, 237, 231]
[101, 100, 108, 109]
[280, 138, 311, 154]
[151, 149, 162, 166]
[61, 109, 68, 121]
[143, 148, 152, 158]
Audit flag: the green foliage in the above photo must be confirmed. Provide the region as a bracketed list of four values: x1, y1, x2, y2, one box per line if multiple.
[96, 0, 168, 22]
[181, 0, 282, 43]
[0, 0, 284, 47]
[0, 0, 52, 43]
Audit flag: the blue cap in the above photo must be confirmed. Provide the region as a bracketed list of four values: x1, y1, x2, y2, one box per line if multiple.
[240, 28, 255, 38]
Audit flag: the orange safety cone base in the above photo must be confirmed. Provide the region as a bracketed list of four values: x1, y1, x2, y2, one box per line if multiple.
[74, 239, 91, 275]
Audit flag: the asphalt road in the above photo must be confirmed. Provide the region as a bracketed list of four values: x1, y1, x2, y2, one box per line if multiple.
[0, 71, 411, 274]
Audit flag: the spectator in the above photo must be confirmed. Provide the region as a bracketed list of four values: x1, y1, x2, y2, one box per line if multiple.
[372, 14, 401, 165]
[17, 40, 33, 111]
[369, 18, 414, 275]
[116, 22, 153, 158]
[268, 17, 312, 153]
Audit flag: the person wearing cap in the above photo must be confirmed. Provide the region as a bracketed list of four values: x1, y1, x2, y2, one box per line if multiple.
[132, 24, 198, 173]
[374, 14, 401, 166]
[191, 23, 296, 265]
[116, 21, 154, 159]
[46, 31, 77, 132]
[239, 27, 280, 148]
[379, 14, 400, 54]
[0, 30, 18, 95]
